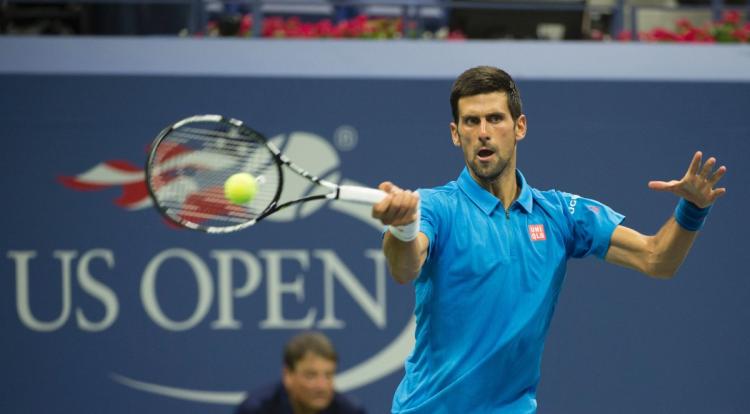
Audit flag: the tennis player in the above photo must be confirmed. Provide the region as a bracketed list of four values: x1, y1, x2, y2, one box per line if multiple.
[372, 66, 726, 414]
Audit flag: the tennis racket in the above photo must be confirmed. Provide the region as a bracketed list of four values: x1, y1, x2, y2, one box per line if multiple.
[145, 114, 386, 233]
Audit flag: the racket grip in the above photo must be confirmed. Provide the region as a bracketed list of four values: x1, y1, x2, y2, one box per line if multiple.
[338, 185, 387, 205]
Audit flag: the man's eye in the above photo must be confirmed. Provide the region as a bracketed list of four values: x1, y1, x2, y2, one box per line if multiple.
[488, 115, 502, 123]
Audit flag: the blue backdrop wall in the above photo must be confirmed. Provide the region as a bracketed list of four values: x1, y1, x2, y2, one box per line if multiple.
[1, 39, 749, 414]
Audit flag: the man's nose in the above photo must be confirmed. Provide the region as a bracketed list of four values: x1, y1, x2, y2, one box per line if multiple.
[478, 123, 491, 142]
[479, 119, 488, 134]
[314, 376, 332, 389]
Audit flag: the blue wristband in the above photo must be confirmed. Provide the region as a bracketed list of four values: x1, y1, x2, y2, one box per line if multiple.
[674, 198, 712, 231]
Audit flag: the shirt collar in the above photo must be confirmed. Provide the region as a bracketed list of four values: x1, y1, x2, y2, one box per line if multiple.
[457, 167, 534, 216]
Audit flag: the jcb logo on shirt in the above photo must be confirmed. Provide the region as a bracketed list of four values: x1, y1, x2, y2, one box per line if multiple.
[528, 224, 546, 241]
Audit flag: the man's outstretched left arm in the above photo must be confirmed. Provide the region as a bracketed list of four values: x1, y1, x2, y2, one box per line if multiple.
[605, 151, 727, 278]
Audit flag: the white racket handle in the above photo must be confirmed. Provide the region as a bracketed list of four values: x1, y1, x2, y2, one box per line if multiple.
[337, 185, 387, 205]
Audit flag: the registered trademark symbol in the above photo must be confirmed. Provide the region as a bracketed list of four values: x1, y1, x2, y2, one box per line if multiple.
[334, 125, 358, 151]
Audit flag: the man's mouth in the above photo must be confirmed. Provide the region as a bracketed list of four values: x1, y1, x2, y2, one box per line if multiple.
[477, 148, 495, 161]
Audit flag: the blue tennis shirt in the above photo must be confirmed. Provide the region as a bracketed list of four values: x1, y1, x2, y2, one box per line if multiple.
[391, 168, 624, 414]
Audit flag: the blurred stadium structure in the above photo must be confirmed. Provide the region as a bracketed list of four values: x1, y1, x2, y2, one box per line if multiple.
[0, 0, 746, 39]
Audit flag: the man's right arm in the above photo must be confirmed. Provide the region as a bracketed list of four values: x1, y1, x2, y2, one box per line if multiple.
[372, 182, 427, 284]
[382, 232, 429, 284]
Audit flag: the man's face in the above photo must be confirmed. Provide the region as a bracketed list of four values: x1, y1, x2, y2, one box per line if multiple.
[283, 352, 336, 413]
[450, 91, 526, 183]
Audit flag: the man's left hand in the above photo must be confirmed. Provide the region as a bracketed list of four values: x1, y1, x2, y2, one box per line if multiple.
[648, 151, 727, 208]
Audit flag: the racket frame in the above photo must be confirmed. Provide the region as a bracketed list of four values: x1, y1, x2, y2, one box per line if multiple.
[145, 115, 382, 234]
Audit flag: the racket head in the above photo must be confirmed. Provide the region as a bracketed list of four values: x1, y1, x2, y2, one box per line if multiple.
[145, 115, 283, 233]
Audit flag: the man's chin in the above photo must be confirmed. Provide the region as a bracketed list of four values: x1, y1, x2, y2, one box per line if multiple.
[307, 397, 333, 410]
[471, 164, 504, 182]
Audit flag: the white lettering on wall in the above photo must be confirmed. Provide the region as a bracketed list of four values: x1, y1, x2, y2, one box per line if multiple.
[141, 248, 213, 331]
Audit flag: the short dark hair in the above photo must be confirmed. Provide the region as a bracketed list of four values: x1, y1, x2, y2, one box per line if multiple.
[450, 66, 523, 124]
[283, 332, 338, 370]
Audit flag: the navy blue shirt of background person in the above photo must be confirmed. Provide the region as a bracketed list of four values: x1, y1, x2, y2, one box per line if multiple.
[235, 382, 366, 414]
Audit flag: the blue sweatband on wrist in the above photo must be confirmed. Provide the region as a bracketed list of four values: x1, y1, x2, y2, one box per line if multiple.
[674, 198, 712, 231]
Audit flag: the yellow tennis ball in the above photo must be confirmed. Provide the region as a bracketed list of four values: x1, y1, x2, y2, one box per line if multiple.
[224, 173, 258, 204]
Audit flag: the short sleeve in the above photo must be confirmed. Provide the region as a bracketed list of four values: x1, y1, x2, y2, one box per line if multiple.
[417, 188, 439, 262]
[558, 192, 625, 259]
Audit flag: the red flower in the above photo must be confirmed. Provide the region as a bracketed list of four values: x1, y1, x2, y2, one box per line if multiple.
[448, 30, 466, 40]
[722, 10, 741, 26]
[678, 28, 697, 42]
[692, 27, 715, 42]
[617, 30, 633, 41]
[316, 19, 334, 37]
[239, 14, 252, 36]
[262, 17, 284, 37]
[676, 18, 694, 31]
[650, 27, 680, 41]
[731, 28, 749, 42]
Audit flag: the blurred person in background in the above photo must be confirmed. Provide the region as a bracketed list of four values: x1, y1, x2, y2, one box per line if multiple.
[235, 332, 366, 414]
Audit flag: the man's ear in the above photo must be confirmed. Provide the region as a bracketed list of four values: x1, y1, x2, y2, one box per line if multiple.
[515, 114, 527, 142]
[450, 122, 461, 147]
[282, 366, 292, 388]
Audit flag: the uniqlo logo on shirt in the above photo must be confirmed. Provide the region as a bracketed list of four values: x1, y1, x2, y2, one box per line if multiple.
[528, 224, 546, 241]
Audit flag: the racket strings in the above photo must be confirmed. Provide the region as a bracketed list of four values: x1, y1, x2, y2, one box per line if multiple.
[165, 128, 278, 178]
[166, 129, 265, 159]
[148, 123, 281, 229]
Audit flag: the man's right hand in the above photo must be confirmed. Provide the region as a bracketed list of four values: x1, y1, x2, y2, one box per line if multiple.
[372, 182, 426, 284]
[372, 181, 420, 226]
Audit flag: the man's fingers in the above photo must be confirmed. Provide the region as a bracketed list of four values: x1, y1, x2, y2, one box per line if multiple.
[391, 191, 417, 224]
[710, 187, 727, 202]
[686, 151, 702, 176]
[648, 180, 678, 191]
[709, 165, 727, 185]
[699, 157, 716, 178]
[371, 194, 391, 219]
[389, 191, 417, 224]
[388, 192, 408, 220]
[373, 181, 406, 221]
[378, 181, 393, 193]
[647, 153, 726, 207]
[378, 181, 402, 194]
[372, 189, 419, 226]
